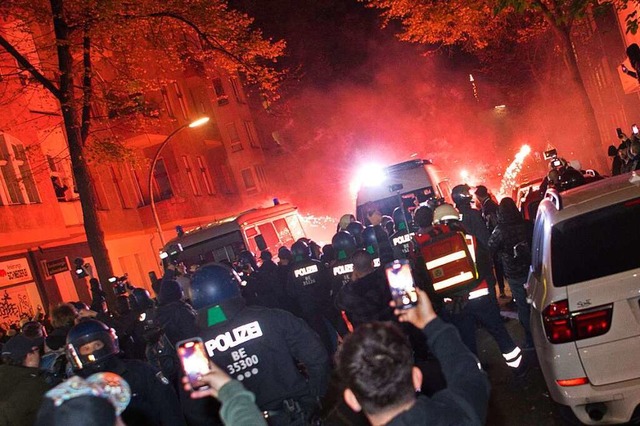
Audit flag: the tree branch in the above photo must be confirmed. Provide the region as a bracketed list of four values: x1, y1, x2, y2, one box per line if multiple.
[0, 34, 62, 99]
[119, 11, 255, 72]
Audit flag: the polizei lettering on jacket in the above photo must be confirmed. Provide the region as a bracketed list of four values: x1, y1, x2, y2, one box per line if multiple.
[332, 263, 353, 276]
[393, 233, 413, 246]
[294, 264, 319, 278]
[204, 321, 263, 357]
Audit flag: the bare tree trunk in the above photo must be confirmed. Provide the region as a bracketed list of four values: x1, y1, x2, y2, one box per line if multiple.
[50, 0, 115, 308]
[554, 26, 608, 171]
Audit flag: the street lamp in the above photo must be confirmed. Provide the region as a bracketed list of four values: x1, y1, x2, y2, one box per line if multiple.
[149, 117, 210, 247]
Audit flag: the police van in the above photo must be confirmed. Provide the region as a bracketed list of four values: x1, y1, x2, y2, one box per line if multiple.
[355, 159, 452, 223]
[160, 202, 306, 270]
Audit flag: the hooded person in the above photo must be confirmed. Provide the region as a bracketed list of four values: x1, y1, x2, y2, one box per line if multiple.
[155, 280, 198, 346]
[0, 333, 51, 425]
[488, 197, 534, 348]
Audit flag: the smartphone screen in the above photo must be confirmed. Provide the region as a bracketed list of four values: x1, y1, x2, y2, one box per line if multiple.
[617, 128, 624, 138]
[633, 125, 639, 135]
[176, 338, 210, 390]
[385, 259, 418, 310]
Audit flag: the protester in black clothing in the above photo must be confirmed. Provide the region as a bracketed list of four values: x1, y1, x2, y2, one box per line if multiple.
[488, 197, 534, 348]
[65, 319, 186, 426]
[189, 263, 330, 426]
[336, 287, 490, 426]
[155, 280, 198, 346]
[475, 185, 507, 299]
[335, 250, 394, 328]
[0, 334, 51, 425]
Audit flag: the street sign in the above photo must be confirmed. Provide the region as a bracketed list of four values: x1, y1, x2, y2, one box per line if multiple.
[44, 257, 69, 278]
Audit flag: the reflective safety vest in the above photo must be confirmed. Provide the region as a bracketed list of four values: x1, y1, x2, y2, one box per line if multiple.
[415, 225, 479, 297]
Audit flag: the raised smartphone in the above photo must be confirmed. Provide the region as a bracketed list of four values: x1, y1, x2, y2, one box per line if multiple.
[385, 259, 418, 310]
[176, 337, 210, 391]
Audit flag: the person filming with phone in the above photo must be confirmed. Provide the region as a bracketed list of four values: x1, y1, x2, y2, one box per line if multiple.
[336, 287, 490, 425]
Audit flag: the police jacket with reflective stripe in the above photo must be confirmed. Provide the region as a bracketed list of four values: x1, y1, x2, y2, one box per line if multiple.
[198, 302, 330, 411]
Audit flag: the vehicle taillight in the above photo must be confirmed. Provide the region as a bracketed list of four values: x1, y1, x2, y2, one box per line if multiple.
[543, 300, 573, 343]
[542, 300, 613, 344]
[574, 308, 613, 340]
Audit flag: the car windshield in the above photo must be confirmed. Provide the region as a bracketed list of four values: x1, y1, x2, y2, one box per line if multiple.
[551, 197, 640, 287]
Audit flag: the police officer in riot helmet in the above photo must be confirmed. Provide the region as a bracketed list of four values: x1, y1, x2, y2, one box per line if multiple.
[286, 240, 336, 355]
[345, 221, 365, 248]
[65, 319, 186, 426]
[390, 207, 414, 261]
[190, 263, 330, 425]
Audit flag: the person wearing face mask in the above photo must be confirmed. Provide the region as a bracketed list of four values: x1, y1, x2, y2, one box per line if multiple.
[65, 320, 186, 426]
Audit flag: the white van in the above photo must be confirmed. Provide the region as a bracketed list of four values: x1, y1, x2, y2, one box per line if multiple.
[160, 202, 305, 270]
[355, 159, 451, 223]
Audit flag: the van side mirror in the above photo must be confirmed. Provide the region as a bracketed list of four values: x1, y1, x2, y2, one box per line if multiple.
[256, 235, 267, 251]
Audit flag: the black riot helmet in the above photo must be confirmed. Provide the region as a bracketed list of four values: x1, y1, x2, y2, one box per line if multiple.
[392, 207, 409, 233]
[381, 215, 394, 235]
[291, 239, 311, 262]
[66, 319, 119, 371]
[558, 168, 586, 192]
[190, 263, 242, 311]
[451, 184, 472, 207]
[345, 221, 365, 247]
[362, 226, 379, 256]
[238, 250, 258, 270]
[129, 287, 154, 311]
[332, 231, 357, 261]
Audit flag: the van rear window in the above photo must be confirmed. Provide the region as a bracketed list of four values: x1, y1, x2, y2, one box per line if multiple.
[551, 198, 640, 287]
[356, 187, 435, 223]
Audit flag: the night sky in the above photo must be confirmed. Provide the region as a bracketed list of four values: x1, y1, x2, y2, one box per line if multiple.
[227, 0, 575, 241]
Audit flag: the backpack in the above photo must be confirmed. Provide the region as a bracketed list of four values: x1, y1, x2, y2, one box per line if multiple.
[415, 225, 478, 297]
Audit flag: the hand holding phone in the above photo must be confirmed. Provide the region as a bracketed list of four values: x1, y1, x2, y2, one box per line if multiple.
[177, 338, 211, 391]
[182, 360, 232, 399]
[385, 259, 418, 310]
[392, 287, 437, 329]
[633, 124, 639, 135]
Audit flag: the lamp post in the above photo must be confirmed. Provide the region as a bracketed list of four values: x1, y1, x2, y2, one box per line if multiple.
[149, 117, 210, 247]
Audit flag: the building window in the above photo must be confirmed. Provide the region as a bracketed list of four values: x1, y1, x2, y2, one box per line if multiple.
[255, 164, 268, 185]
[0, 133, 41, 205]
[226, 122, 243, 152]
[92, 172, 110, 211]
[196, 156, 215, 195]
[172, 82, 189, 119]
[110, 166, 130, 209]
[216, 164, 234, 194]
[212, 78, 229, 106]
[152, 158, 174, 201]
[182, 155, 200, 196]
[244, 121, 260, 148]
[241, 168, 257, 191]
[188, 88, 208, 115]
[161, 86, 175, 119]
[230, 77, 244, 103]
[131, 168, 147, 206]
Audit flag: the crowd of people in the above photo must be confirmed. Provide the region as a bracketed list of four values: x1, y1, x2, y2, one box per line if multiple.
[608, 126, 640, 175]
[1, 181, 542, 426]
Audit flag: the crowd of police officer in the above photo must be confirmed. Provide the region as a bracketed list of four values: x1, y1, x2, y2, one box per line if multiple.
[1, 183, 537, 426]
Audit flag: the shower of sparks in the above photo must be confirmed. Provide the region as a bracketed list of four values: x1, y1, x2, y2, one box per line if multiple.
[497, 145, 531, 200]
[469, 74, 479, 103]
